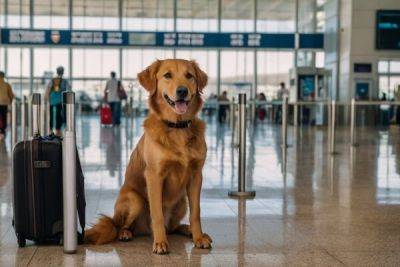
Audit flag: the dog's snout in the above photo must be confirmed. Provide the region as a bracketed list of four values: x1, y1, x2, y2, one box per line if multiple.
[176, 86, 188, 99]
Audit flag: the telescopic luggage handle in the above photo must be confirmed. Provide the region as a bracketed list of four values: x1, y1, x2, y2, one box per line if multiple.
[62, 91, 77, 254]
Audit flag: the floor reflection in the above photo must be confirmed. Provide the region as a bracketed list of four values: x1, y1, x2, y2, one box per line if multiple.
[0, 116, 400, 265]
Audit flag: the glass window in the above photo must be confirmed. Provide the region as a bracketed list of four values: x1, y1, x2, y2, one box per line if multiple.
[257, 51, 294, 100]
[73, 0, 119, 30]
[298, 0, 316, 33]
[71, 80, 105, 97]
[257, 0, 295, 33]
[6, 48, 30, 77]
[122, 49, 174, 79]
[316, 51, 324, 68]
[176, 0, 218, 32]
[379, 76, 390, 98]
[221, 50, 254, 97]
[389, 76, 400, 97]
[316, 0, 326, 32]
[378, 61, 389, 73]
[122, 0, 174, 31]
[33, 48, 69, 78]
[73, 48, 119, 78]
[34, 0, 69, 29]
[389, 61, 400, 73]
[221, 0, 254, 32]
[7, 0, 30, 28]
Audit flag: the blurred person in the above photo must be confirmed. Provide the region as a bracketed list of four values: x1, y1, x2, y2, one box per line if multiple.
[45, 66, 71, 136]
[217, 91, 229, 123]
[257, 93, 267, 121]
[276, 82, 289, 101]
[0, 71, 15, 140]
[104, 71, 123, 126]
[275, 82, 289, 123]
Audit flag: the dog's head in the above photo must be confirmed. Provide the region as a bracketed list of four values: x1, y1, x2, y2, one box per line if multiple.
[138, 59, 208, 121]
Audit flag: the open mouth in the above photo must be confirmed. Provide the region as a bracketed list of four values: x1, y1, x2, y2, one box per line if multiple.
[163, 94, 190, 114]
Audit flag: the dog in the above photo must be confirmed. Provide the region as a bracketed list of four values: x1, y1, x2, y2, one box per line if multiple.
[85, 59, 212, 254]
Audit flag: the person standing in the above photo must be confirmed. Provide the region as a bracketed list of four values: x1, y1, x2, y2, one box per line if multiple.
[104, 71, 123, 126]
[45, 66, 71, 136]
[275, 82, 289, 123]
[0, 71, 15, 140]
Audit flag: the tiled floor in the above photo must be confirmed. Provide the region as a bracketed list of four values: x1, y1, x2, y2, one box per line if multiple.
[1, 114, 400, 266]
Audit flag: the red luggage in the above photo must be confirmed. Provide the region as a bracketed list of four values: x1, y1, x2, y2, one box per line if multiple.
[258, 108, 266, 121]
[100, 104, 112, 125]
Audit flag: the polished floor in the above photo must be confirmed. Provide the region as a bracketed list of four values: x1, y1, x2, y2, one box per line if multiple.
[1, 114, 400, 266]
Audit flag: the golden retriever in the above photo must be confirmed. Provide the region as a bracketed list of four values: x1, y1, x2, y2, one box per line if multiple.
[85, 59, 212, 254]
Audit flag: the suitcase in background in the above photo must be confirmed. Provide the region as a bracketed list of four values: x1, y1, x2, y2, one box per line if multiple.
[100, 104, 112, 125]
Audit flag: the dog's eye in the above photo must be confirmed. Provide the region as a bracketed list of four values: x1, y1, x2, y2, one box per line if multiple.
[163, 72, 172, 79]
[186, 72, 194, 80]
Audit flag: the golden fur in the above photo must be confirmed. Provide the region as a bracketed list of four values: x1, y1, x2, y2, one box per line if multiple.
[85, 59, 212, 254]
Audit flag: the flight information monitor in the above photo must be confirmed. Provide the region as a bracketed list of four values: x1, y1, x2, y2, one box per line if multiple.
[376, 10, 400, 50]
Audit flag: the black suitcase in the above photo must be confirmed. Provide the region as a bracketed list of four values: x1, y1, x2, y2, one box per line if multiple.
[13, 134, 86, 247]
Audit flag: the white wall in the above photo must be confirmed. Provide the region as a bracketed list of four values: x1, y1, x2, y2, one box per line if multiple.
[339, 0, 400, 101]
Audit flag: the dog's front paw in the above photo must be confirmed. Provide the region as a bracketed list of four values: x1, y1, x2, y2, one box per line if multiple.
[193, 233, 212, 249]
[153, 241, 169, 254]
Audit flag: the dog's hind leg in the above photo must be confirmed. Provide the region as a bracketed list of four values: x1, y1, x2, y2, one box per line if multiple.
[114, 186, 144, 241]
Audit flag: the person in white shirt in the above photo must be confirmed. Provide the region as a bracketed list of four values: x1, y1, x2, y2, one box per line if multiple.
[277, 82, 289, 100]
[105, 71, 122, 126]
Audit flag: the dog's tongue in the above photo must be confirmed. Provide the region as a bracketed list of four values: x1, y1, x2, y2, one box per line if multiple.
[175, 101, 188, 114]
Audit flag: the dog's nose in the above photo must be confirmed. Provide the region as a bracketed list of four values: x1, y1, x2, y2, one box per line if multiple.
[176, 86, 188, 99]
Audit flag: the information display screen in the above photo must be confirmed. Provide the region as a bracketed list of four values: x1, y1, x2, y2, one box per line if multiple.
[376, 10, 400, 50]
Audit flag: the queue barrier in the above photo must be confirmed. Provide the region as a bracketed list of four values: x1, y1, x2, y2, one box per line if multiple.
[350, 99, 400, 146]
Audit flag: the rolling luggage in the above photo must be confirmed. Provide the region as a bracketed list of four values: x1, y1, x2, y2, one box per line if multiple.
[100, 104, 112, 125]
[12, 93, 85, 248]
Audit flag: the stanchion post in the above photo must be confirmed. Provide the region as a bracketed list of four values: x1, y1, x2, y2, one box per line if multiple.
[293, 103, 298, 126]
[62, 91, 77, 254]
[330, 100, 336, 154]
[229, 94, 256, 198]
[11, 99, 18, 148]
[281, 95, 288, 148]
[31, 94, 41, 136]
[350, 98, 357, 146]
[230, 97, 235, 129]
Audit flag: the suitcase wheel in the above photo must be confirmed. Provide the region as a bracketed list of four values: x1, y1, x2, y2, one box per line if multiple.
[17, 234, 26, 248]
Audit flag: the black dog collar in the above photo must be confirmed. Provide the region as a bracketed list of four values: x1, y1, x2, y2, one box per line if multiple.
[164, 120, 192, 129]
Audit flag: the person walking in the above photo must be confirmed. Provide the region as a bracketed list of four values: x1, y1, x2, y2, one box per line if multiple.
[217, 91, 230, 123]
[275, 82, 289, 123]
[104, 71, 123, 126]
[45, 66, 71, 136]
[0, 71, 15, 140]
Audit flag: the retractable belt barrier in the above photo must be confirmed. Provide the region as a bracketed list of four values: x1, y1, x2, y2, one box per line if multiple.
[228, 94, 256, 198]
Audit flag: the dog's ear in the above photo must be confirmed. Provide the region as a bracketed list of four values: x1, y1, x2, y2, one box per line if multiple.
[137, 60, 161, 94]
[191, 61, 208, 93]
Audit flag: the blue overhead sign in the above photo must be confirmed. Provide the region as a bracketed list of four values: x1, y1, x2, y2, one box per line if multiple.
[0, 28, 324, 49]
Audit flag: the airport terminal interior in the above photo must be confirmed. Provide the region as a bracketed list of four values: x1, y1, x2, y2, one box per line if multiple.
[1, 0, 400, 266]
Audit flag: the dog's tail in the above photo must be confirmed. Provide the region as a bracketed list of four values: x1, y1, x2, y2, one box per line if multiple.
[85, 215, 118, 245]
